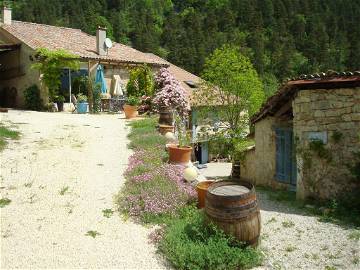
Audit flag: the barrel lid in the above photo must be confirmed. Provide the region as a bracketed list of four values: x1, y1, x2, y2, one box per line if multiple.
[210, 185, 250, 196]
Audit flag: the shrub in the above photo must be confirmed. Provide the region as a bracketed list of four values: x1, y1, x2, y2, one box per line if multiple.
[24, 85, 43, 111]
[126, 96, 141, 106]
[159, 208, 263, 270]
[92, 83, 101, 113]
[126, 65, 155, 97]
[77, 93, 87, 103]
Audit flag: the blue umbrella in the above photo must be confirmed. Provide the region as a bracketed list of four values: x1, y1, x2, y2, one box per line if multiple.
[95, 65, 107, 94]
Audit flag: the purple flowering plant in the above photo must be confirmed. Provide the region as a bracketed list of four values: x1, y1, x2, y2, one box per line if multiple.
[153, 68, 190, 119]
[118, 118, 196, 223]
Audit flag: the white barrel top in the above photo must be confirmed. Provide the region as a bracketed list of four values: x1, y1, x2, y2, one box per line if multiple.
[210, 185, 250, 196]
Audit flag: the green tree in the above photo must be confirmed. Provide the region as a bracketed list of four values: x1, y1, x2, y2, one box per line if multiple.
[126, 65, 155, 97]
[196, 45, 264, 160]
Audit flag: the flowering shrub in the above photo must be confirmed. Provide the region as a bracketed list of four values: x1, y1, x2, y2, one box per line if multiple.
[153, 68, 190, 119]
[138, 95, 152, 114]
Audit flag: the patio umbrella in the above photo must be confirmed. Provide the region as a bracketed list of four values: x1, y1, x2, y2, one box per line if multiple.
[95, 65, 107, 94]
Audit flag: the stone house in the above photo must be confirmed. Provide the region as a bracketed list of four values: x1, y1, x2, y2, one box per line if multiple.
[0, 7, 171, 108]
[241, 72, 360, 200]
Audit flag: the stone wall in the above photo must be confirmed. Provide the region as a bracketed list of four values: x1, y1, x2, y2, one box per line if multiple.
[241, 116, 290, 189]
[293, 88, 360, 200]
[0, 32, 42, 108]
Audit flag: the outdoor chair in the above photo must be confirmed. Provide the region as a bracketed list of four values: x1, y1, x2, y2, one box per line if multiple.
[71, 94, 77, 113]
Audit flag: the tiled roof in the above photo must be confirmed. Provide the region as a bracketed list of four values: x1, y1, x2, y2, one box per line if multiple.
[145, 53, 201, 92]
[251, 71, 360, 124]
[0, 21, 165, 66]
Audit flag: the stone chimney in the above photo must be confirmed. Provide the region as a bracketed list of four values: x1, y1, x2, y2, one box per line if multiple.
[1, 6, 12, 25]
[96, 26, 107, 56]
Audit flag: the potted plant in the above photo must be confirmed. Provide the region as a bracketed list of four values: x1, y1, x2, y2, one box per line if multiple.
[123, 96, 140, 119]
[153, 68, 190, 126]
[77, 93, 88, 114]
[168, 114, 193, 164]
[55, 95, 65, 112]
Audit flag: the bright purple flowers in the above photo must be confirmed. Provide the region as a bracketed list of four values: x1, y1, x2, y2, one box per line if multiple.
[120, 149, 196, 221]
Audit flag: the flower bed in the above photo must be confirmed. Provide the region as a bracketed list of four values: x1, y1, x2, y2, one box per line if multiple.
[117, 118, 196, 223]
[117, 117, 263, 269]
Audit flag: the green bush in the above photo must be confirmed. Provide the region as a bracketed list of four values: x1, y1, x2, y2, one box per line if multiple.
[159, 208, 263, 270]
[77, 93, 88, 103]
[24, 85, 43, 111]
[126, 65, 155, 97]
[126, 96, 140, 106]
[92, 83, 101, 113]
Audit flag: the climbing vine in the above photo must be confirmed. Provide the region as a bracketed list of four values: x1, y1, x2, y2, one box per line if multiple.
[296, 130, 359, 199]
[32, 48, 80, 101]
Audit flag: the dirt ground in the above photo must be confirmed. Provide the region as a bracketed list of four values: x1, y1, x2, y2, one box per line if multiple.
[0, 110, 168, 269]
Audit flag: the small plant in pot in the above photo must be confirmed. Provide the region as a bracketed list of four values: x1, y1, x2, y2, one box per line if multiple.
[55, 95, 65, 112]
[77, 93, 88, 114]
[168, 113, 193, 164]
[123, 96, 140, 119]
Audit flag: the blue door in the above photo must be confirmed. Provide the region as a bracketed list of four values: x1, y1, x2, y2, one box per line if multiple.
[275, 128, 297, 186]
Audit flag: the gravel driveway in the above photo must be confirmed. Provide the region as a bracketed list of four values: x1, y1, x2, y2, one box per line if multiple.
[201, 163, 360, 270]
[1, 110, 167, 269]
[256, 192, 359, 270]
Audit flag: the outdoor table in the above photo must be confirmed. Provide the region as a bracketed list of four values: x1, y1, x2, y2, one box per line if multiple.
[101, 98, 110, 112]
[109, 97, 126, 112]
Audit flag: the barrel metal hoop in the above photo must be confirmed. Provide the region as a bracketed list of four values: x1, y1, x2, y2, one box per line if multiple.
[205, 207, 260, 222]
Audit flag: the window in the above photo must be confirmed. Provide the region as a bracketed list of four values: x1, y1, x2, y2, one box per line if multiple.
[184, 80, 198, 88]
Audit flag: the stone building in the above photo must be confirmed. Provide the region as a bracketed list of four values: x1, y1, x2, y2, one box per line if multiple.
[0, 7, 169, 108]
[241, 72, 360, 200]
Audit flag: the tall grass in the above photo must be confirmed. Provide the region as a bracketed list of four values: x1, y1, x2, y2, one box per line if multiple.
[0, 126, 20, 151]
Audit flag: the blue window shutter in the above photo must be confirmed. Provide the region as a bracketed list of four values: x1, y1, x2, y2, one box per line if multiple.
[275, 129, 286, 181]
[284, 130, 292, 183]
[201, 142, 209, 164]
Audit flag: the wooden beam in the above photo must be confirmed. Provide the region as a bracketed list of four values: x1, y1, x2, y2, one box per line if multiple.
[274, 100, 293, 118]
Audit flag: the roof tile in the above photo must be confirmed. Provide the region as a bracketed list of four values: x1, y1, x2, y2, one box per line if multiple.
[1, 21, 164, 65]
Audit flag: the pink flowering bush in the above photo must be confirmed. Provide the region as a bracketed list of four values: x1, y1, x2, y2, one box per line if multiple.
[153, 68, 190, 119]
[118, 118, 196, 223]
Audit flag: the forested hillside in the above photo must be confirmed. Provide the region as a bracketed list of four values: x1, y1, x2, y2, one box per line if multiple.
[3, 0, 360, 96]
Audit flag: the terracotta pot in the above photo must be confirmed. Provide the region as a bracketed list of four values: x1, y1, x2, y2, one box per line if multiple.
[123, 104, 138, 119]
[196, 180, 215, 208]
[168, 144, 192, 164]
[159, 124, 174, 135]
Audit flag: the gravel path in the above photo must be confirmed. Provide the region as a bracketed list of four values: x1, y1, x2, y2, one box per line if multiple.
[1, 110, 167, 269]
[201, 163, 360, 270]
[255, 192, 360, 270]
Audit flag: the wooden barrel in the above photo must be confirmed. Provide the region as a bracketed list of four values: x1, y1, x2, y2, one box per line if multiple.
[205, 181, 261, 247]
[159, 107, 173, 126]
